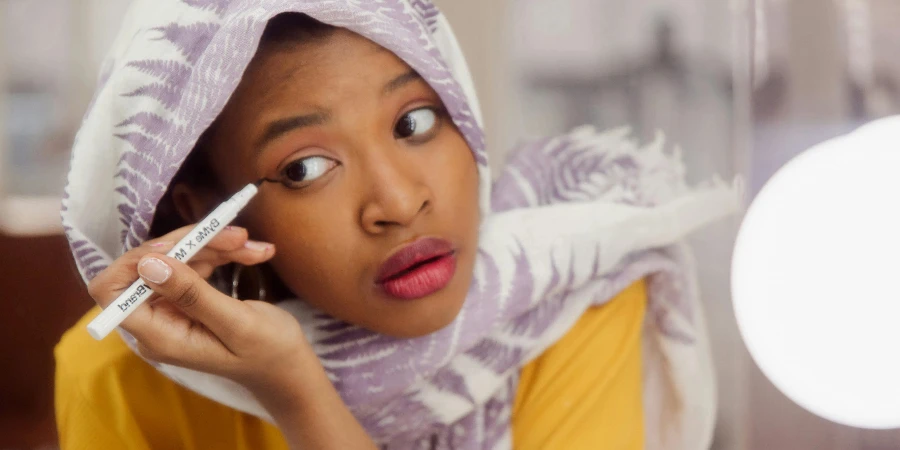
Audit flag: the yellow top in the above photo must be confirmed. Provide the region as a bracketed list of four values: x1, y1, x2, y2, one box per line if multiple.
[512, 280, 647, 449]
[55, 280, 646, 449]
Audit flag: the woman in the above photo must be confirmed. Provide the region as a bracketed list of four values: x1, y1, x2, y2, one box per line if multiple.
[56, 1, 737, 448]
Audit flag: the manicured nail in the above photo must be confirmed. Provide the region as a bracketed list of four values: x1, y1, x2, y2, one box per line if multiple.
[149, 241, 172, 248]
[138, 257, 172, 284]
[244, 241, 272, 252]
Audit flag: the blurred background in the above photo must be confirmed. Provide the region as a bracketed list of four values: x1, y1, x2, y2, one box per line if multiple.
[2, 0, 899, 448]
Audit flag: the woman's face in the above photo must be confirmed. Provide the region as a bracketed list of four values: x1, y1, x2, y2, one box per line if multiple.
[188, 29, 480, 337]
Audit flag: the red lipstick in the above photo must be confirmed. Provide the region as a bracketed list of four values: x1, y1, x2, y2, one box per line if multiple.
[376, 237, 457, 300]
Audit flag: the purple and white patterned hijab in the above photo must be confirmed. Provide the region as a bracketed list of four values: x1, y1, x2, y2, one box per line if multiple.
[61, 1, 739, 448]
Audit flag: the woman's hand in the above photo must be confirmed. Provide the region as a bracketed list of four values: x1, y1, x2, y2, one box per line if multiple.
[86, 225, 377, 449]
[87, 225, 307, 388]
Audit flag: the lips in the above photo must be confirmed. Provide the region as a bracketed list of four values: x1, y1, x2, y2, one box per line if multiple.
[376, 237, 457, 300]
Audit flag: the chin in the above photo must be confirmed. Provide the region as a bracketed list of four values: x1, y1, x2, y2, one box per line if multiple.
[373, 290, 468, 338]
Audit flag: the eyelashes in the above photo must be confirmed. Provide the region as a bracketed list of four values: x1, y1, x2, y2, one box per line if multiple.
[270, 105, 448, 190]
[393, 107, 442, 142]
[274, 156, 339, 189]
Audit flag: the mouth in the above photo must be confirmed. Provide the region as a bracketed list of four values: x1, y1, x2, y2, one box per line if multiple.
[375, 237, 458, 300]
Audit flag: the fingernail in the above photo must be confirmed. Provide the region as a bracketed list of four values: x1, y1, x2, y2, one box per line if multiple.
[139, 257, 172, 284]
[225, 226, 241, 231]
[244, 241, 272, 252]
[149, 241, 172, 248]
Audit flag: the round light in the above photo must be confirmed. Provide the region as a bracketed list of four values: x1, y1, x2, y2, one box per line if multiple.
[732, 116, 900, 429]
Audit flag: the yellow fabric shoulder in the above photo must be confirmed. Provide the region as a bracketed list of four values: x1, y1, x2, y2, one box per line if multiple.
[512, 279, 647, 450]
[55, 279, 646, 449]
[54, 309, 288, 450]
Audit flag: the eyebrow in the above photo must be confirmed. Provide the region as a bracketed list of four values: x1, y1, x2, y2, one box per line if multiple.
[255, 111, 331, 152]
[254, 71, 424, 153]
[383, 70, 423, 96]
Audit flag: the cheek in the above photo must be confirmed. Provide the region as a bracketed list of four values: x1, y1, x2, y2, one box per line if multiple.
[427, 136, 481, 266]
[243, 194, 367, 298]
[438, 139, 480, 221]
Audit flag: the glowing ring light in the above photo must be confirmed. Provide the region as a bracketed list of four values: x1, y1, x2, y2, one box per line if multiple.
[732, 116, 900, 429]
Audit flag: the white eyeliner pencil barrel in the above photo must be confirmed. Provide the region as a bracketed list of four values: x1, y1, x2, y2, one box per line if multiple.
[86, 182, 261, 340]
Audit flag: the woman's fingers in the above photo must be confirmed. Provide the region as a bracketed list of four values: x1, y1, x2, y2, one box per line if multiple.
[87, 243, 172, 308]
[148, 239, 275, 278]
[154, 238, 274, 267]
[133, 253, 257, 346]
[130, 304, 239, 374]
[87, 226, 271, 308]
[148, 224, 250, 252]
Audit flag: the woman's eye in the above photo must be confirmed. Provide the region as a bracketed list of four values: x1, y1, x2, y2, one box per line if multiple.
[394, 107, 439, 140]
[279, 156, 337, 188]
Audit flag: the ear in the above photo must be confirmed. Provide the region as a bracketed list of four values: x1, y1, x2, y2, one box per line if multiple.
[171, 183, 218, 224]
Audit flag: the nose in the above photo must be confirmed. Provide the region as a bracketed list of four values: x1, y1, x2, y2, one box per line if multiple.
[359, 146, 433, 234]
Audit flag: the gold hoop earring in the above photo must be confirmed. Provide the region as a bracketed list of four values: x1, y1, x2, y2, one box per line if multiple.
[231, 264, 267, 301]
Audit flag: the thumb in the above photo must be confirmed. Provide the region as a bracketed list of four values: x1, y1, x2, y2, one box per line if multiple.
[137, 253, 247, 339]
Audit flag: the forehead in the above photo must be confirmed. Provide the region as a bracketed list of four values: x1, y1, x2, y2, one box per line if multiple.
[235, 29, 410, 105]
